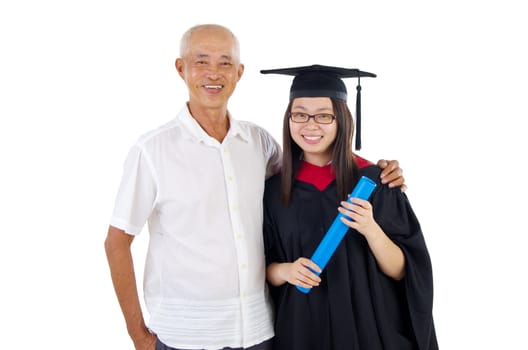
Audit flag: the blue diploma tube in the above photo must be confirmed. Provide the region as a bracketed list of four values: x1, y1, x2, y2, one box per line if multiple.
[296, 176, 377, 294]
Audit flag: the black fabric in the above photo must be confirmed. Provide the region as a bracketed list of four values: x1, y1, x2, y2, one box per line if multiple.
[263, 165, 438, 350]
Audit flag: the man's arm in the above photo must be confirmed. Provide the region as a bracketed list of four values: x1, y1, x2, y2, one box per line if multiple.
[377, 159, 407, 191]
[104, 226, 156, 350]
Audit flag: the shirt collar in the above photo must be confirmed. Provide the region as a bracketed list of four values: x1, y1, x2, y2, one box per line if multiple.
[177, 104, 249, 144]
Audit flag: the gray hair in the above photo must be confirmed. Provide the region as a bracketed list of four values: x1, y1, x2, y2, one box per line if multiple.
[179, 24, 240, 62]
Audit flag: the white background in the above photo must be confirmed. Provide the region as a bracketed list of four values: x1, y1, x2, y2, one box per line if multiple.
[1, 0, 527, 348]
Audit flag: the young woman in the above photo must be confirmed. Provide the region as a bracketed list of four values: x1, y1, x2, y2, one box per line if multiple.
[261, 65, 438, 350]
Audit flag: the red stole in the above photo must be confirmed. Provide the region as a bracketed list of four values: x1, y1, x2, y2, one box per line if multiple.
[295, 156, 372, 191]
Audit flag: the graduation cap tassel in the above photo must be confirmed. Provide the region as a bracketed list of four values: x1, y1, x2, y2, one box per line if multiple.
[355, 79, 362, 151]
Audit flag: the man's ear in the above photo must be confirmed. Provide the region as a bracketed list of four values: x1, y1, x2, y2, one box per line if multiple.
[237, 63, 245, 82]
[175, 58, 185, 78]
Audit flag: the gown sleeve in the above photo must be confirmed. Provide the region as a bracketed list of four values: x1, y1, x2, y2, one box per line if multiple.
[367, 167, 438, 350]
[263, 175, 283, 267]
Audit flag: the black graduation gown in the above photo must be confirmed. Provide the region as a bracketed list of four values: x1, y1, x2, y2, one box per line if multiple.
[263, 165, 438, 350]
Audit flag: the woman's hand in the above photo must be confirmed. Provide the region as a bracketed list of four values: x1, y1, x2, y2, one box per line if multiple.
[267, 259, 321, 289]
[339, 197, 382, 241]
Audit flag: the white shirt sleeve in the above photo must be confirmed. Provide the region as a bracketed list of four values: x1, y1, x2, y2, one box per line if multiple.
[261, 129, 282, 179]
[110, 144, 158, 235]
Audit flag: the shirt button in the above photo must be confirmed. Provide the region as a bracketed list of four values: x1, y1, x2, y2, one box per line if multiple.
[241, 263, 247, 269]
[227, 176, 233, 181]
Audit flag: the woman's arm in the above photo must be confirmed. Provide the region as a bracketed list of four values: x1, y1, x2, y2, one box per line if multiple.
[339, 198, 405, 280]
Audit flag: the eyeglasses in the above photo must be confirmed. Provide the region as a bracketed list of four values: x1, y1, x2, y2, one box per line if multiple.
[289, 112, 336, 124]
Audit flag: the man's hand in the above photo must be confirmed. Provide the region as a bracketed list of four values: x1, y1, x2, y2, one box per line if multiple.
[377, 159, 407, 191]
[132, 330, 157, 350]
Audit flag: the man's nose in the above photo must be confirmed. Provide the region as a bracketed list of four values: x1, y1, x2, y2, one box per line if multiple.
[206, 65, 221, 79]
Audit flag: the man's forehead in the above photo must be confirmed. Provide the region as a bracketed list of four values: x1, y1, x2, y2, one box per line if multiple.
[188, 52, 234, 60]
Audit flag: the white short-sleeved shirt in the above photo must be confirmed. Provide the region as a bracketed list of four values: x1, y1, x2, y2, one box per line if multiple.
[110, 105, 282, 350]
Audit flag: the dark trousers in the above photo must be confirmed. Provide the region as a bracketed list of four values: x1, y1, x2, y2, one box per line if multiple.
[156, 338, 273, 350]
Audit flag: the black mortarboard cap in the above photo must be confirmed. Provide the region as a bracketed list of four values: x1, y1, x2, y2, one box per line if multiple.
[260, 64, 376, 150]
